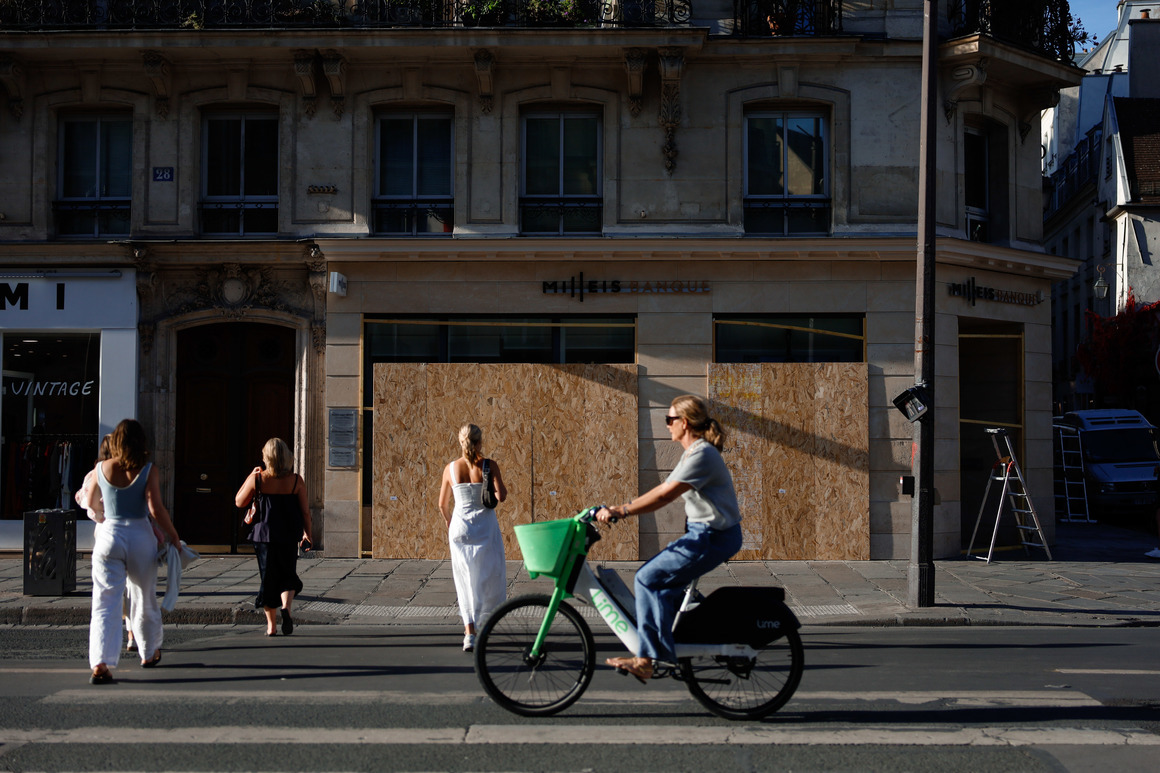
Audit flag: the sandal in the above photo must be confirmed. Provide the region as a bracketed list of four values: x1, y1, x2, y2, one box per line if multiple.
[89, 665, 113, 685]
[141, 650, 162, 668]
[605, 656, 653, 685]
[281, 608, 294, 636]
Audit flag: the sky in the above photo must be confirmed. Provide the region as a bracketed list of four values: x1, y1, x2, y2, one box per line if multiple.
[1068, 0, 1123, 44]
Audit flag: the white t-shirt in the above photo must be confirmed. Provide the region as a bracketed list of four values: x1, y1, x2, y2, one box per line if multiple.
[665, 438, 742, 530]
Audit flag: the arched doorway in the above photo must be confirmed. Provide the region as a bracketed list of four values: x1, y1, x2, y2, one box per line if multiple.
[174, 322, 295, 552]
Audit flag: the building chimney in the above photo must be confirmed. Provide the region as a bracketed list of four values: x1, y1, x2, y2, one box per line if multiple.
[1143, 9, 1152, 19]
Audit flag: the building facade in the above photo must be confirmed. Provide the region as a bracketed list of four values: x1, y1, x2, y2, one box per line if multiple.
[1044, 1, 1160, 414]
[0, 0, 1080, 559]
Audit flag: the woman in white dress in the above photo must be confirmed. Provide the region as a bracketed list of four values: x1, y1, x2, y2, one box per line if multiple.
[438, 423, 507, 652]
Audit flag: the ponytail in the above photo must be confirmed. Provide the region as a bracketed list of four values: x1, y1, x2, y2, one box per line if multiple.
[458, 423, 484, 465]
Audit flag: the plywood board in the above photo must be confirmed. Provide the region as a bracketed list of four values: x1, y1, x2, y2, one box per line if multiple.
[373, 363, 638, 560]
[371, 363, 430, 559]
[708, 362, 869, 560]
[707, 364, 764, 556]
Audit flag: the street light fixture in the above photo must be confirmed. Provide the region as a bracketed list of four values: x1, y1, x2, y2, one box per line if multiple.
[1093, 264, 1109, 299]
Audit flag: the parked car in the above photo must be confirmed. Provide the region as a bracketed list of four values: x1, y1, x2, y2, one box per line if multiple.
[1055, 409, 1160, 521]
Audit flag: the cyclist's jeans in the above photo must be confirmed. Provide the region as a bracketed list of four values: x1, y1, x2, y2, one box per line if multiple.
[634, 521, 743, 662]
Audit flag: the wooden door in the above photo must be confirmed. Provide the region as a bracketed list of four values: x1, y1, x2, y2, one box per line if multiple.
[175, 323, 295, 552]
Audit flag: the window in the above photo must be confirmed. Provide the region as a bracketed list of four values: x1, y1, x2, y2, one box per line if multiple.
[963, 120, 1009, 243]
[1, 333, 101, 518]
[521, 112, 602, 235]
[714, 315, 864, 363]
[744, 111, 830, 235]
[373, 113, 454, 235]
[54, 116, 132, 237]
[200, 113, 279, 235]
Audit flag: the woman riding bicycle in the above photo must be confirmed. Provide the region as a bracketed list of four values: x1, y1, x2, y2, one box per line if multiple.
[595, 394, 742, 683]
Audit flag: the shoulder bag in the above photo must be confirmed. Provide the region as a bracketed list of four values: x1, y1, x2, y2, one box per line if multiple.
[481, 459, 499, 509]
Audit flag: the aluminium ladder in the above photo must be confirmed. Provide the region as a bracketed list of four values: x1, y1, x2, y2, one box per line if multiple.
[1053, 424, 1093, 523]
[967, 428, 1053, 563]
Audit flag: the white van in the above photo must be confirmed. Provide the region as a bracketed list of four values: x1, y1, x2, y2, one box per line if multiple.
[1055, 409, 1160, 520]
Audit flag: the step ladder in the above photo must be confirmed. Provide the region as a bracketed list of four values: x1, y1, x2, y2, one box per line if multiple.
[1053, 424, 1093, 523]
[967, 428, 1053, 563]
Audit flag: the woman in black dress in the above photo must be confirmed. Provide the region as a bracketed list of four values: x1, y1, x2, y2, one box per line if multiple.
[235, 438, 313, 636]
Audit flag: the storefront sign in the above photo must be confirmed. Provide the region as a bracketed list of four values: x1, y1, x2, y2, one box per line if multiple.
[946, 277, 1044, 307]
[0, 270, 135, 328]
[543, 272, 710, 302]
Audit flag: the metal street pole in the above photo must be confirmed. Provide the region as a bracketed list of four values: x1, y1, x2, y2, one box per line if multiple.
[908, 0, 938, 608]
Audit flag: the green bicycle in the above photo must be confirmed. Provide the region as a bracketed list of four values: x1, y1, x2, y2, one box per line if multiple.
[474, 507, 804, 720]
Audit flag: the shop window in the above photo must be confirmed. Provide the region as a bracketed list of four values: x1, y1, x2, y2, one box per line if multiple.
[964, 120, 1009, 244]
[361, 316, 634, 501]
[521, 112, 602, 235]
[200, 113, 279, 236]
[714, 315, 864, 363]
[373, 113, 454, 235]
[1, 334, 101, 519]
[54, 115, 132, 237]
[744, 110, 830, 236]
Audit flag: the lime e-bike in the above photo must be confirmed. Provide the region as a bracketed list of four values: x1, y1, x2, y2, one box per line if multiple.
[473, 507, 803, 720]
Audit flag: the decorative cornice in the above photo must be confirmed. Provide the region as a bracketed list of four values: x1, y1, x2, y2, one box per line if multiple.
[322, 50, 345, 119]
[294, 50, 317, 119]
[657, 47, 684, 174]
[474, 49, 495, 115]
[0, 59, 25, 120]
[943, 60, 988, 123]
[163, 264, 304, 321]
[141, 50, 172, 119]
[624, 48, 646, 118]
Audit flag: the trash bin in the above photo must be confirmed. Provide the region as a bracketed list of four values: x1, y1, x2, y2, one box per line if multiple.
[24, 509, 77, 596]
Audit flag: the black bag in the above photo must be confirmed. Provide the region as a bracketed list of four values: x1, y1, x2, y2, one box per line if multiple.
[481, 459, 499, 509]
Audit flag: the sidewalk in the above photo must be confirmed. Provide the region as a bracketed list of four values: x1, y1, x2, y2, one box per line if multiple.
[3, 521, 1160, 629]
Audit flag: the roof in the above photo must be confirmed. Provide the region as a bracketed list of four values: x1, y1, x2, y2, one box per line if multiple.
[1112, 97, 1160, 204]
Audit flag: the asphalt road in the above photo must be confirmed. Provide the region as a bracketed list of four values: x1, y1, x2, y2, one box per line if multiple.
[1, 623, 1159, 772]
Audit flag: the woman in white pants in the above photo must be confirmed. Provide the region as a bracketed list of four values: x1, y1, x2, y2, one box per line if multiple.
[87, 419, 180, 685]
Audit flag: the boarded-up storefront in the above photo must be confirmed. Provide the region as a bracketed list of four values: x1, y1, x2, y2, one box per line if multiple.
[372, 363, 639, 560]
[372, 360, 868, 561]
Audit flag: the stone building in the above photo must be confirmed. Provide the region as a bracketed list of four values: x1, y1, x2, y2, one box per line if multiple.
[0, 1, 1080, 560]
[1044, 1, 1160, 413]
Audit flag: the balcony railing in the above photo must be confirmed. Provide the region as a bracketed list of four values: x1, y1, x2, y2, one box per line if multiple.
[0, 0, 692, 29]
[732, 0, 842, 37]
[949, 0, 1077, 63]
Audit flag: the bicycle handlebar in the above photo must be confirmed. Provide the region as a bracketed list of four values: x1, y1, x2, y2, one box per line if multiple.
[577, 505, 617, 524]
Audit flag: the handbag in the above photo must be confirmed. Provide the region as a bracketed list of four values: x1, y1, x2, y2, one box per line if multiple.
[244, 472, 260, 525]
[481, 459, 499, 509]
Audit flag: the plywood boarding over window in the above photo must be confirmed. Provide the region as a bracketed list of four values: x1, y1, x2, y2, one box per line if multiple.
[372, 363, 638, 561]
[708, 363, 869, 560]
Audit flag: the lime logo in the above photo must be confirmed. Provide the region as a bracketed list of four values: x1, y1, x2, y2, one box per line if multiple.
[756, 619, 781, 630]
[591, 588, 631, 635]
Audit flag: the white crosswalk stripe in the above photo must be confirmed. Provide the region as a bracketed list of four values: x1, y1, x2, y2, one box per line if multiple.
[2, 724, 1158, 747]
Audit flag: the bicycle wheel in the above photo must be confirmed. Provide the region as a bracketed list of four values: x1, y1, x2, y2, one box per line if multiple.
[680, 628, 804, 720]
[475, 594, 596, 717]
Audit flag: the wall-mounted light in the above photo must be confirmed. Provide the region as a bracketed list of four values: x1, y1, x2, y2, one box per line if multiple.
[892, 383, 931, 423]
[1093, 264, 1109, 299]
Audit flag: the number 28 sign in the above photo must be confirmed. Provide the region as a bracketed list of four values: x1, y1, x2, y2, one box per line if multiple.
[152, 167, 174, 182]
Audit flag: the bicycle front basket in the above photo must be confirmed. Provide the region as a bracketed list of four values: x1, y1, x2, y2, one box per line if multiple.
[514, 517, 584, 579]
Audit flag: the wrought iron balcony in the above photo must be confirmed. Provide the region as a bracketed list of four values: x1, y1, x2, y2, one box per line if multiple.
[732, 0, 843, 38]
[0, 0, 692, 29]
[948, 0, 1077, 63]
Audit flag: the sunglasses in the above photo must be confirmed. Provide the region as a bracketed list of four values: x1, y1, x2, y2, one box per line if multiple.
[665, 415, 683, 425]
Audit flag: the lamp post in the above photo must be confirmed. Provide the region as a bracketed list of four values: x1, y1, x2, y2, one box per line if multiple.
[908, 0, 938, 608]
